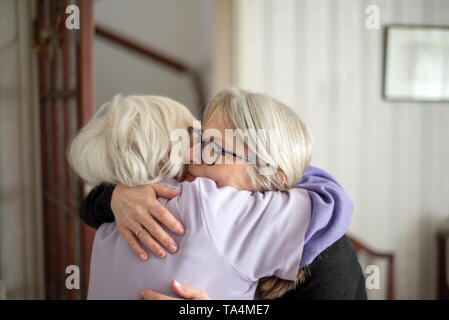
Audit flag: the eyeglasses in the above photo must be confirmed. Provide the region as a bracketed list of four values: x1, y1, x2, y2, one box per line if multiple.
[188, 126, 256, 166]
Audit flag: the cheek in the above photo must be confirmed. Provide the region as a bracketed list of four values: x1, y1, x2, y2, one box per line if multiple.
[189, 163, 251, 189]
[204, 166, 229, 185]
[217, 164, 250, 187]
[188, 164, 227, 182]
[234, 165, 251, 183]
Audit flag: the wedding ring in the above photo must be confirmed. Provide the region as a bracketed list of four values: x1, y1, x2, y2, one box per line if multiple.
[135, 227, 144, 238]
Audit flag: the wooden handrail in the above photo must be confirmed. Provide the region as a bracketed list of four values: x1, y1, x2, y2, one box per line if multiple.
[95, 24, 205, 111]
[348, 235, 395, 300]
[349, 236, 394, 260]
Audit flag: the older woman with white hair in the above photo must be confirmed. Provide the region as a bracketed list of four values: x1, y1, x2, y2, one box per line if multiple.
[72, 89, 363, 299]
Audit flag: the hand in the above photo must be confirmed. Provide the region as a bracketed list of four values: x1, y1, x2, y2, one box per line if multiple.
[111, 183, 185, 260]
[140, 280, 211, 300]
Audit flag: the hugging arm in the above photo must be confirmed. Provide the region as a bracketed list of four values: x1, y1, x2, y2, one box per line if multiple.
[79, 182, 184, 260]
[80, 166, 353, 299]
[146, 166, 354, 300]
[80, 183, 116, 229]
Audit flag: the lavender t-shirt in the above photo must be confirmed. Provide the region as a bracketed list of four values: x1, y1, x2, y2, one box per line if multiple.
[87, 177, 311, 300]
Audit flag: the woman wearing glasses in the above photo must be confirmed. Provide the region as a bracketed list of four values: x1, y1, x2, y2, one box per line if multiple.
[71, 89, 365, 299]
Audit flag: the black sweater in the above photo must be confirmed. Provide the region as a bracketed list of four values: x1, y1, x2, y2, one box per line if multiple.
[80, 184, 367, 300]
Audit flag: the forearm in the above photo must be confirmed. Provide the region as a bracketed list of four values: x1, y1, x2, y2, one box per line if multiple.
[79, 183, 116, 229]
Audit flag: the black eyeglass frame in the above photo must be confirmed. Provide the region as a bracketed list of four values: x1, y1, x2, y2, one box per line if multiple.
[188, 126, 256, 166]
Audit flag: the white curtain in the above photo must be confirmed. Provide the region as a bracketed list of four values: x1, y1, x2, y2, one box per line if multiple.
[232, 0, 449, 299]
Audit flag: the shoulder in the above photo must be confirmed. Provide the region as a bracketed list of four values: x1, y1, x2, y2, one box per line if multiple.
[198, 184, 311, 281]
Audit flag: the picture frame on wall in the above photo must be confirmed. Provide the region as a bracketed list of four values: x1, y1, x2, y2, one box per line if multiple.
[383, 25, 449, 102]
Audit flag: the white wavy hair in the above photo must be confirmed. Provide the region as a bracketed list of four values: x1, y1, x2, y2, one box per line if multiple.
[203, 88, 313, 191]
[68, 94, 195, 187]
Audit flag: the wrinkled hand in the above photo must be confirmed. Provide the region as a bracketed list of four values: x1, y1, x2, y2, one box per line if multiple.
[140, 280, 211, 300]
[111, 183, 184, 260]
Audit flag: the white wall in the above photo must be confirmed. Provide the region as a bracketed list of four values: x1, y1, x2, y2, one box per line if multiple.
[94, 0, 214, 117]
[234, 0, 449, 299]
[0, 0, 44, 299]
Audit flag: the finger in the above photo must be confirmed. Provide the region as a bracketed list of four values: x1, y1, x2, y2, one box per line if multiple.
[137, 228, 167, 259]
[171, 280, 209, 300]
[137, 213, 179, 254]
[140, 289, 179, 300]
[148, 199, 185, 236]
[118, 227, 148, 261]
[151, 184, 179, 199]
[120, 218, 159, 259]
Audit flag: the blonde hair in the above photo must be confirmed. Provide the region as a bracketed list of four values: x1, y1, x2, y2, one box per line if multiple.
[68, 94, 195, 187]
[204, 88, 312, 192]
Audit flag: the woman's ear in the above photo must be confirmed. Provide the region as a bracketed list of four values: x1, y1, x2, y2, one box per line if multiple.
[277, 170, 287, 187]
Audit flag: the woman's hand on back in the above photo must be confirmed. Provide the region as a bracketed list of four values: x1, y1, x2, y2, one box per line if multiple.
[140, 280, 211, 300]
[111, 183, 185, 260]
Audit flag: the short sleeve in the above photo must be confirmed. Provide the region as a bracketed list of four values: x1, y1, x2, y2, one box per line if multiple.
[196, 179, 311, 282]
